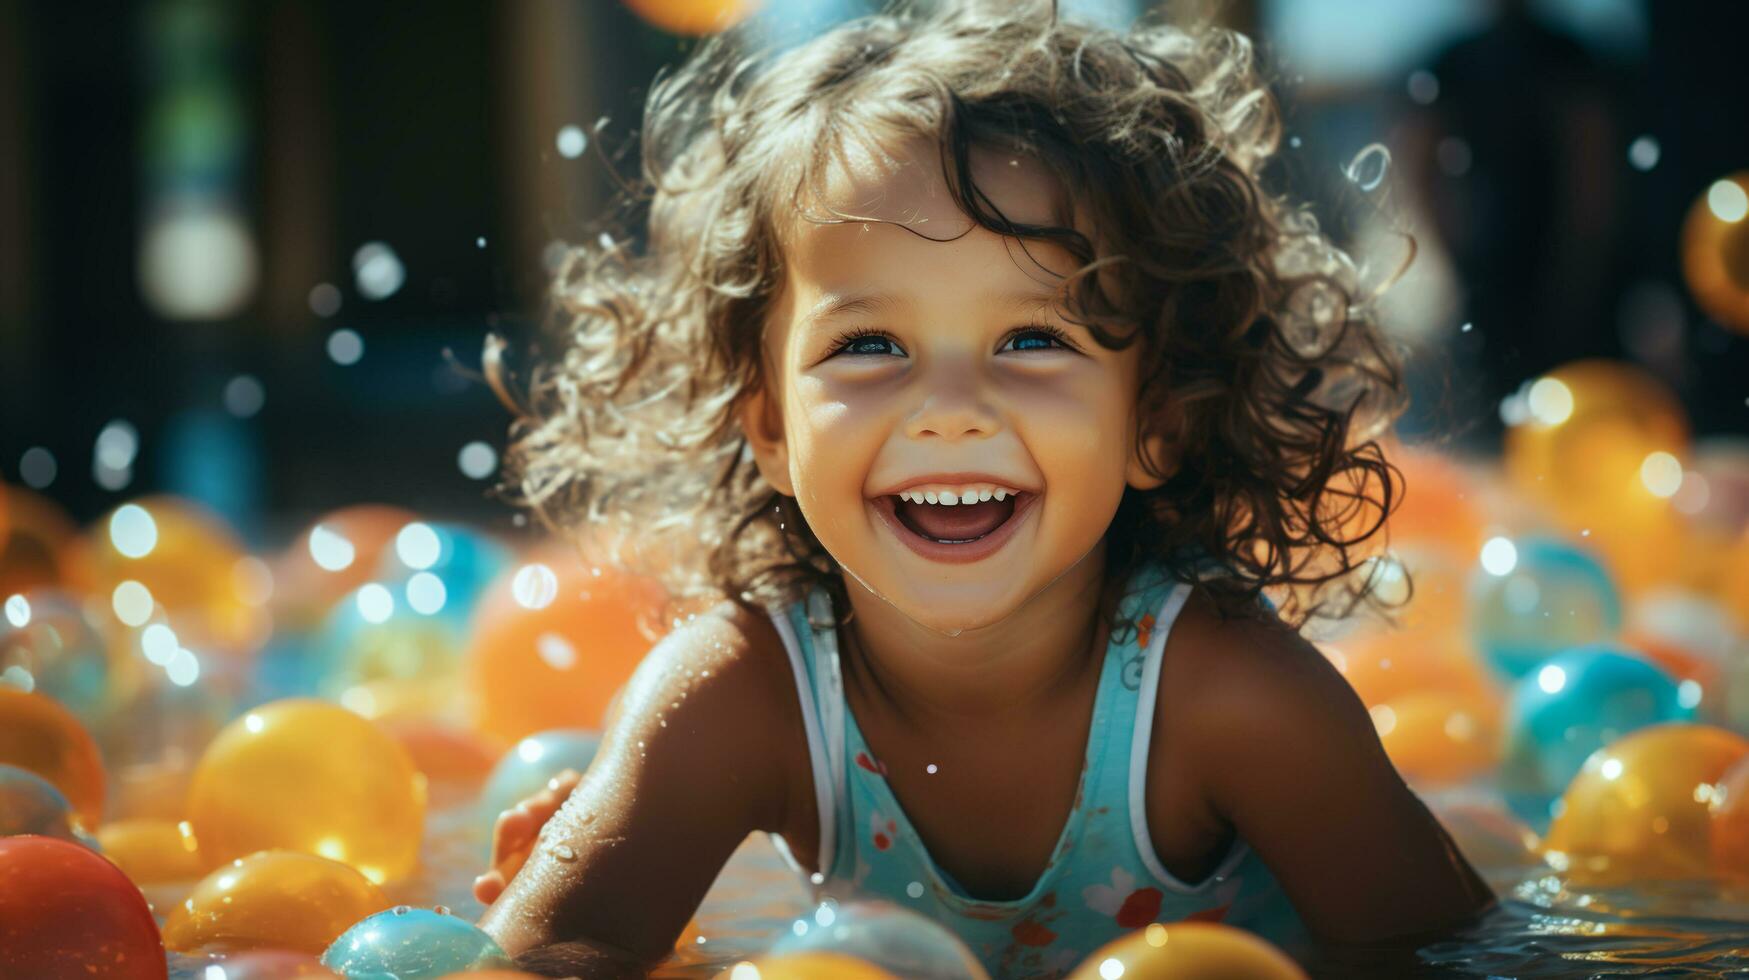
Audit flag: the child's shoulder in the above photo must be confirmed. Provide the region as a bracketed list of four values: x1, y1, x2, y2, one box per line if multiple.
[1154, 585, 1373, 793]
[633, 596, 817, 834]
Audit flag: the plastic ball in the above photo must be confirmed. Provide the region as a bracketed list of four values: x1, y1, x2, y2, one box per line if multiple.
[1502, 360, 1690, 593]
[0, 687, 106, 827]
[1711, 753, 1749, 878]
[1681, 171, 1749, 336]
[0, 589, 113, 719]
[373, 521, 514, 630]
[1372, 690, 1500, 787]
[769, 900, 988, 979]
[466, 553, 669, 743]
[1379, 445, 1487, 564]
[1065, 921, 1309, 980]
[711, 952, 902, 980]
[163, 849, 393, 954]
[186, 699, 426, 884]
[0, 762, 98, 847]
[1544, 723, 1749, 885]
[185, 949, 340, 978]
[0, 834, 168, 978]
[1322, 623, 1497, 709]
[312, 581, 466, 718]
[479, 729, 602, 838]
[65, 495, 269, 656]
[621, 0, 762, 37]
[322, 906, 514, 978]
[385, 720, 501, 791]
[273, 504, 421, 633]
[0, 484, 78, 596]
[95, 818, 204, 884]
[1500, 646, 1695, 829]
[1468, 536, 1623, 680]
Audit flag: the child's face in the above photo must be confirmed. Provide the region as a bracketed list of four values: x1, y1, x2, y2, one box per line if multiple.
[740, 135, 1170, 633]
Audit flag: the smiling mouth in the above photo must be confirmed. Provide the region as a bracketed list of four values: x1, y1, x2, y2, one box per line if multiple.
[874, 491, 1031, 544]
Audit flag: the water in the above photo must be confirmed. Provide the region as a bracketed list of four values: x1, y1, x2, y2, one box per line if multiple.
[157, 785, 1749, 978]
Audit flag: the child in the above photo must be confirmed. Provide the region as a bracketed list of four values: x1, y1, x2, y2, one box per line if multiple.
[474, 0, 1497, 976]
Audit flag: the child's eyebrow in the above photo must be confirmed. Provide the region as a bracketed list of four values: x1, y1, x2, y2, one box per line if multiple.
[800, 287, 1061, 332]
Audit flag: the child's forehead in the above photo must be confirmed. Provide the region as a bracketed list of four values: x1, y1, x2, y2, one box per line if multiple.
[776, 132, 1075, 261]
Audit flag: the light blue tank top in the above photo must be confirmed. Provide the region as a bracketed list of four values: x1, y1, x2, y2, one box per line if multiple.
[764, 559, 1312, 979]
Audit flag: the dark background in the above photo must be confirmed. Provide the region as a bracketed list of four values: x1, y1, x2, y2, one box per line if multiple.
[2, 0, 1745, 549]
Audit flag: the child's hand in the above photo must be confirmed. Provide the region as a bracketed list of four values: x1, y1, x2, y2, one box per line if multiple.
[473, 768, 585, 906]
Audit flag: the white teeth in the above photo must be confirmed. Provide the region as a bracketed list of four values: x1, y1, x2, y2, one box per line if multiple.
[892, 483, 1023, 506]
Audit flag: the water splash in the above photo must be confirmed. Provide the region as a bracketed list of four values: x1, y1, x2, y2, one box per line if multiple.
[1345, 143, 1392, 192]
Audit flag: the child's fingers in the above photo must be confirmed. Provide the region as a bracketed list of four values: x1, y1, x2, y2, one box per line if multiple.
[486, 768, 587, 869]
[473, 868, 505, 905]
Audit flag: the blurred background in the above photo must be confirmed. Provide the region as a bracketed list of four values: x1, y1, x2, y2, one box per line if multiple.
[2, 0, 1746, 544]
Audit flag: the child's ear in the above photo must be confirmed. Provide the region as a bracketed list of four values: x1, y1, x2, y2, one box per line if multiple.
[737, 382, 795, 497]
[1125, 411, 1181, 492]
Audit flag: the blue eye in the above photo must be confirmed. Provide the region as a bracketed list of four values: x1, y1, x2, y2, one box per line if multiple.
[826, 324, 1075, 358]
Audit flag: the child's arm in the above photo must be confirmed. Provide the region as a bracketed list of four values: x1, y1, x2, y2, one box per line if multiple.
[1173, 599, 1497, 946]
[475, 602, 801, 975]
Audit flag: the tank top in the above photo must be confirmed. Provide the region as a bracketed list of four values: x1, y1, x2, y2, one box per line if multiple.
[762, 559, 1312, 979]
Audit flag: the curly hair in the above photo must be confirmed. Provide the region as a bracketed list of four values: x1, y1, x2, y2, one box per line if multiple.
[488, 0, 1411, 635]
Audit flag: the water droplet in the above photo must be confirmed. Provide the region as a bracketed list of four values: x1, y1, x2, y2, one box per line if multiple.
[392, 905, 411, 915]
[433, 904, 451, 916]
[551, 843, 577, 861]
[1344, 143, 1391, 192]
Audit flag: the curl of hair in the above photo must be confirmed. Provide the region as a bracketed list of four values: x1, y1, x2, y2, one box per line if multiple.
[489, 0, 1411, 634]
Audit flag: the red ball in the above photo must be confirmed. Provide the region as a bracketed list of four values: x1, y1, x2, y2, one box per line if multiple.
[0, 835, 167, 979]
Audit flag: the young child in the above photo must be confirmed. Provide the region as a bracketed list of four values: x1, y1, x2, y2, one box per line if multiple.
[474, 0, 1497, 976]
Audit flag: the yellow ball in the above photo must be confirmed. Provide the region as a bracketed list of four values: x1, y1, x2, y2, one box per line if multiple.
[620, 0, 761, 36]
[1066, 922, 1308, 979]
[187, 699, 426, 884]
[161, 849, 391, 954]
[66, 495, 269, 655]
[1373, 690, 1501, 788]
[1501, 360, 1689, 595]
[1680, 171, 1749, 335]
[1544, 723, 1749, 886]
[95, 818, 204, 884]
[710, 951, 901, 979]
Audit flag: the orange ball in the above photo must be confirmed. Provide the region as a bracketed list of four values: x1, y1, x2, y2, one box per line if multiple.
[271, 504, 420, 632]
[0, 485, 78, 596]
[1712, 753, 1749, 878]
[466, 551, 670, 744]
[620, 0, 762, 36]
[0, 688, 106, 828]
[1373, 690, 1501, 787]
[0, 835, 168, 978]
[1065, 922, 1308, 979]
[1681, 171, 1749, 335]
[96, 818, 204, 884]
[162, 849, 392, 954]
[1379, 444, 1487, 562]
[710, 952, 900, 980]
[1321, 625, 1497, 710]
[1545, 723, 1749, 885]
[65, 496, 268, 655]
[385, 719, 503, 788]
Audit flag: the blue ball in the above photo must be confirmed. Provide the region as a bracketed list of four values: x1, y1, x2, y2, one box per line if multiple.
[374, 522, 512, 632]
[479, 729, 603, 841]
[1499, 645, 1695, 831]
[321, 906, 513, 978]
[1469, 536, 1623, 680]
[0, 763, 101, 851]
